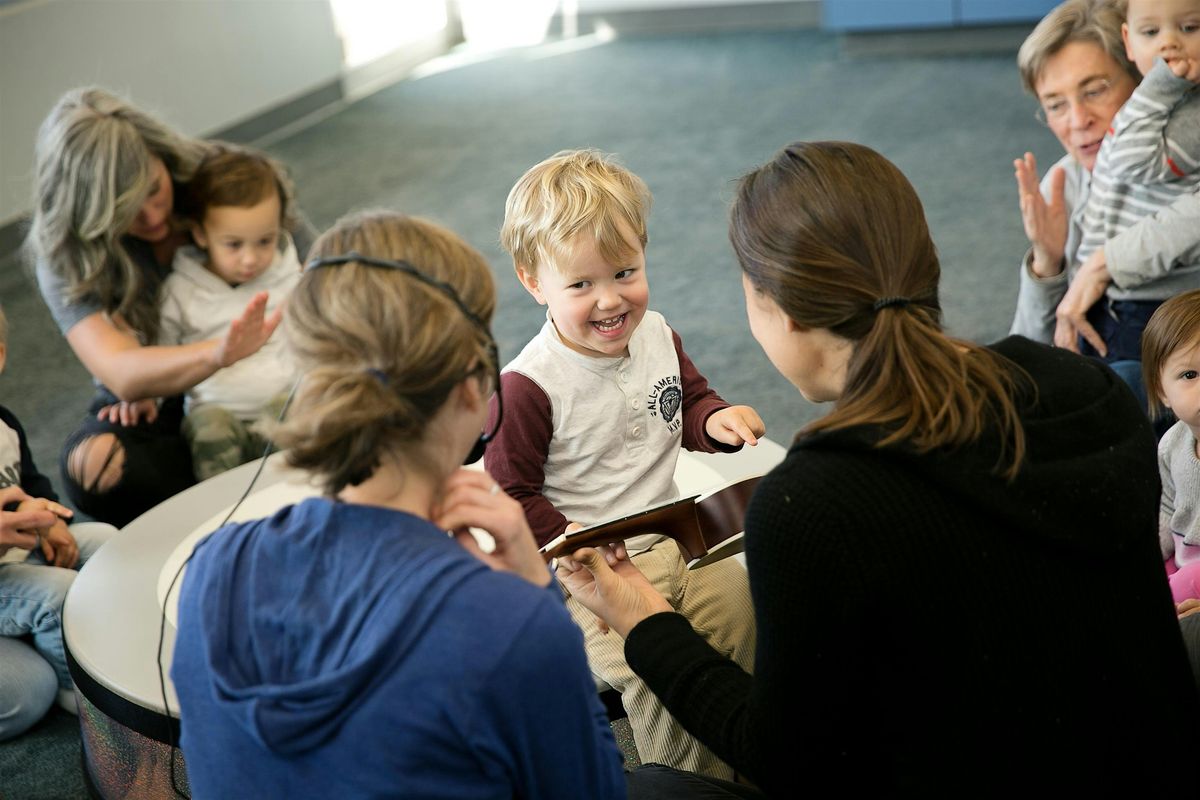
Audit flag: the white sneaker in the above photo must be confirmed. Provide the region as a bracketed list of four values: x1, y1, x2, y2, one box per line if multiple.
[56, 687, 78, 715]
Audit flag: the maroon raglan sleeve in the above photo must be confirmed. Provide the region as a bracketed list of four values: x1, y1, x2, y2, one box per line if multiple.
[672, 328, 740, 454]
[484, 371, 570, 546]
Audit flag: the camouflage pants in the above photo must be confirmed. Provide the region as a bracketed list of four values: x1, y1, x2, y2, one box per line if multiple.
[181, 395, 287, 481]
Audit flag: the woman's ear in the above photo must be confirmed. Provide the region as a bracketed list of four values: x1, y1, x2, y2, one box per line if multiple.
[458, 372, 488, 414]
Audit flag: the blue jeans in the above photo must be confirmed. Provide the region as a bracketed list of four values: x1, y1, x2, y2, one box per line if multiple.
[0, 635, 56, 742]
[0, 521, 116, 740]
[1080, 297, 1162, 364]
[1078, 298, 1161, 414]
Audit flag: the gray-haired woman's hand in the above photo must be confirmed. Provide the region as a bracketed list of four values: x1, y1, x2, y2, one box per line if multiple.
[1014, 153, 1068, 279]
[212, 292, 283, 369]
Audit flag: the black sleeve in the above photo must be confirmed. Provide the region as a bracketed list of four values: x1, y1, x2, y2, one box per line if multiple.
[624, 456, 870, 794]
[0, 406, 58, 503]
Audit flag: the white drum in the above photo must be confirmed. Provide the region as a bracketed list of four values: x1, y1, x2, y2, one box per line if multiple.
[63, 441, 786, 798]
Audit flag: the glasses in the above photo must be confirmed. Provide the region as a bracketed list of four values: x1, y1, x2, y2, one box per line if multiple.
[1035, 78, 1115, 125]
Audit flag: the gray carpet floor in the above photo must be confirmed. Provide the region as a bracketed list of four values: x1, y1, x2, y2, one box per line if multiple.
[0, 26, 1056, 797]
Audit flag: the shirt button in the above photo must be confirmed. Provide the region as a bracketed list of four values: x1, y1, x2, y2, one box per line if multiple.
[632, 426, 641, 436]
[619, 372, 628, 383]
[632, 399, 640, 409]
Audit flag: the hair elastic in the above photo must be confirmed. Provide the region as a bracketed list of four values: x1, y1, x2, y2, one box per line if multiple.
[873, 296, 912, 312]
[366, 367, 389, 385]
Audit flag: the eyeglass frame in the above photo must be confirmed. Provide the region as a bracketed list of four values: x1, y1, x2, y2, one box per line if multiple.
[1034, 77, 1116, 125]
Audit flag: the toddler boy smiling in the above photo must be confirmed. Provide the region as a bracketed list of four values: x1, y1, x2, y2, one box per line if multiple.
[486, 149, 761, 779]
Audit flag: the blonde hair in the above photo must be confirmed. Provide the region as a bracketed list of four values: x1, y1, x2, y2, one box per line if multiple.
[731, 142, 1032, 479]
[1142, 290, 1200, 419]
[28, 87, 209, 343]
[500, 149, 651, 276]
[175, 142, 297, 240]
[1017, 0, 1137, 94]
[273, 210, 496, 496]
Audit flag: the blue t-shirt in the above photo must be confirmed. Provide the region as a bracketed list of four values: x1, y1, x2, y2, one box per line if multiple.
[171, 497, 623, 799]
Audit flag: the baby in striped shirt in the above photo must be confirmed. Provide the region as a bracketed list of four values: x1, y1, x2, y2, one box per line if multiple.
[1062, 0, 1200, 397]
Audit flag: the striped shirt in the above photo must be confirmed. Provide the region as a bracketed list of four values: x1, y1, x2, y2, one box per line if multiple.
[1078, 59, 1200, 271]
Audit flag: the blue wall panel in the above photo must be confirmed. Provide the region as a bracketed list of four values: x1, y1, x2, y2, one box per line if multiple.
[959, 0, 1059, 24]
[824, 0, 1057, 31]
[824, 0, 955, 32]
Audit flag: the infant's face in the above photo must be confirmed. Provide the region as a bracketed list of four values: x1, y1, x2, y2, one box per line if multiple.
[1160, 341, 1200, 432]
[196, 194, 282, 287]
[1123, 0, 1200, 77]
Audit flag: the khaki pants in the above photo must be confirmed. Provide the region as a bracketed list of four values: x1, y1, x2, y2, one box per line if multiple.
[565, 539, 756, 780]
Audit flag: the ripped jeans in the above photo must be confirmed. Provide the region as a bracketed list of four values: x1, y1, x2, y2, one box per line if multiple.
[60, 391, 195, 528]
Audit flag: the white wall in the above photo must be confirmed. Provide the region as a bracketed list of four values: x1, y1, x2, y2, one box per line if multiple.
[0, 0, 344, 226]
[0, 0, 813, 227]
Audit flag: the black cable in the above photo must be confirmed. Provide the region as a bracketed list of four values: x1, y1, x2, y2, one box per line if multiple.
[155, 378, 299, 798]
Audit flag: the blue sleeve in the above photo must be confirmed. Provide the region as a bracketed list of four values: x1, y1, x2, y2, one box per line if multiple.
[472, 593, 625, 800]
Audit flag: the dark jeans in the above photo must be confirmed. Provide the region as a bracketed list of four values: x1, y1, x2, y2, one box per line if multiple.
[1079, 298, 1165, 429]
[1079, 297, 1163, 364]
[59, 391, 195, 527]
[625, 764, 765, 799]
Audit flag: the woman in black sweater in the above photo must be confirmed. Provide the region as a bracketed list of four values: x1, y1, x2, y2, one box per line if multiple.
[562, 142, 1198, 796]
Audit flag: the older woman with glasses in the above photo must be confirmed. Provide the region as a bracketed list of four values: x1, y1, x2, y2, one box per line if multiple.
[1012, 0, 1200, 407]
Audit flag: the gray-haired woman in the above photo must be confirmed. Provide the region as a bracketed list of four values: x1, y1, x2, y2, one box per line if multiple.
[29, 87, 314, 525]
[1012, 0, 1200, 408]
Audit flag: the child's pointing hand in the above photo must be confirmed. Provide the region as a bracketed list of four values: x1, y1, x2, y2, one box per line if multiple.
[705, 405, 765, 447]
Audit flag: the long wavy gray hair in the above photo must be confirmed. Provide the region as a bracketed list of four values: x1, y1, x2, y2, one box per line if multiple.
[28, 87, 209, 342]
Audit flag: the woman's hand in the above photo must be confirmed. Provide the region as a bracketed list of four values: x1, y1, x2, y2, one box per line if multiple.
[1014, 153, 1068, 279]
[556, 543, 672, 638]
[434, 469, 551, 587]
[212, 292, 283, 369]
[1053, 247, 1110, 355]
[96, 398, 159, 427]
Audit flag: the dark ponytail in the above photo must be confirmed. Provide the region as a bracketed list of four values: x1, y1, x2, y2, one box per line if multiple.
[730, 141, 1030, 478]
